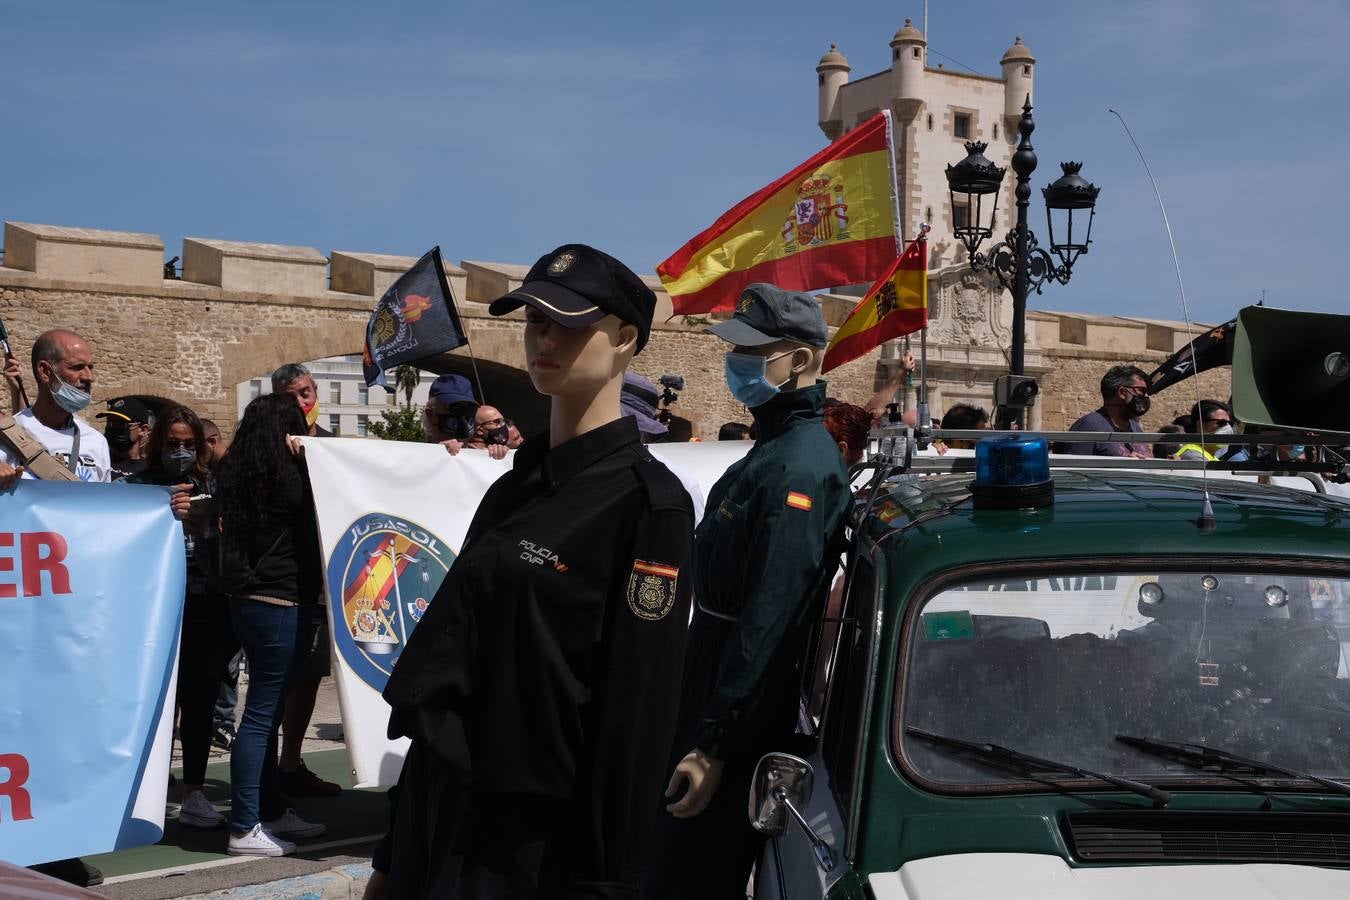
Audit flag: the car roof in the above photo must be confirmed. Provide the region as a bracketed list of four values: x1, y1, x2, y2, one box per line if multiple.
[859, 470, 1350, 569]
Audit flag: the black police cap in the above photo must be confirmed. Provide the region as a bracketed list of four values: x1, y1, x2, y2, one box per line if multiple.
[488, 244, 656, 353]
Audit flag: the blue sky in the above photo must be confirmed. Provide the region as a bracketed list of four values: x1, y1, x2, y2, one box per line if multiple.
[2, 0, 1345, 324]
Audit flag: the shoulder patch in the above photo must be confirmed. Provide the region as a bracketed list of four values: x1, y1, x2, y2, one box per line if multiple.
[627, 559, 679, 621]
[786, 490, 813, 511]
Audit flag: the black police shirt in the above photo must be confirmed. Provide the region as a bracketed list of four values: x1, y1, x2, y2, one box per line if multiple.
[382, 414, 694, 890]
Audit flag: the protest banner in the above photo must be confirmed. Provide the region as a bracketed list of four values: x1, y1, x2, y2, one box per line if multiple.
[302, 436, 747, 787]
[0, 481, 185, 866]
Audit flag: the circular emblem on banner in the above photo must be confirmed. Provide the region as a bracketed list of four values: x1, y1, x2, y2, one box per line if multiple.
[547, 251, 577, 275]
[327, 513, 455, 692]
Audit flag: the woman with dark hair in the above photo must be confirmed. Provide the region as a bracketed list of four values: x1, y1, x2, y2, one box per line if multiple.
[214, 393, 326, 856]
[125, 405, 236, 831]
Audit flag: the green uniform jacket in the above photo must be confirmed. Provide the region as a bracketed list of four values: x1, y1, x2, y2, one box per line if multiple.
[683, 381, 851, 761]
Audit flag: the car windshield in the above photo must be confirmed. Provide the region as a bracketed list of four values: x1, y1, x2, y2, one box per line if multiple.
[901, 570, 1350, 787]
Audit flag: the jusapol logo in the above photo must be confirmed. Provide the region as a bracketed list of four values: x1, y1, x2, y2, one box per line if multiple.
[327, 514, 454, 692]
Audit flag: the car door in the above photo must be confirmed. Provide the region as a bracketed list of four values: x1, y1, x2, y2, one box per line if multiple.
[755, 551, 880, 899]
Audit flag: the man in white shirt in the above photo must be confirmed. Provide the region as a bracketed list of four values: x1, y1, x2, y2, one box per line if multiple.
[1, 329, 111, 486]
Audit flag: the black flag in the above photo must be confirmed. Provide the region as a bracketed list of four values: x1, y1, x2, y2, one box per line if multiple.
[362, 247, 468, 390]
[1146, 318, 1235, 395]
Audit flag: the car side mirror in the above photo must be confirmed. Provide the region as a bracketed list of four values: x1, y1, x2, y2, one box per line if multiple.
[749, 752, 814, 837]
[749, 752, 835, 872]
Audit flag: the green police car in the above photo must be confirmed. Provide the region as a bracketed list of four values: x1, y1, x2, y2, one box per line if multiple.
[749, 435, 1350, 899]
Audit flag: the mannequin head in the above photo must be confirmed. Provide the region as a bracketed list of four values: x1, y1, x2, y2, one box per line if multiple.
[711, 283, 829, 408]
[488, 244, 656, 445]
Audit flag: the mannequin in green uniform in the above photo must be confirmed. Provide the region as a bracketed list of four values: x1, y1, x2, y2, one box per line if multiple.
[646, 283, 852, 899]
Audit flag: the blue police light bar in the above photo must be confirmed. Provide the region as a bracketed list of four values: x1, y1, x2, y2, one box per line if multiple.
[971, 435, 1054, 509]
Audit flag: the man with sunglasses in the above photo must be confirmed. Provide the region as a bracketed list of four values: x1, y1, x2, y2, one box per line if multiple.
[1060, 364, 1151, 458]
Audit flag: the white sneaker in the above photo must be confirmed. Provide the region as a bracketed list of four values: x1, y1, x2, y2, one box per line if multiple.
[227, 823, 296, 857]
[178, 790, 226, 829]
[263, 808, 326, 839]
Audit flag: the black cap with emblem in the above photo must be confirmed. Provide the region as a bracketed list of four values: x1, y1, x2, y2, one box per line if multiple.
[488, 244, 657, 353]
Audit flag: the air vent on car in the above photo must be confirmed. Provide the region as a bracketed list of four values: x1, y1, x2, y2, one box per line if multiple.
[1064, 811, 1350, 865]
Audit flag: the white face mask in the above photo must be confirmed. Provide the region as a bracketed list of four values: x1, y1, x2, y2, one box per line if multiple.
[1211, 424, 1234, 436]
[49, 371, 92, 414]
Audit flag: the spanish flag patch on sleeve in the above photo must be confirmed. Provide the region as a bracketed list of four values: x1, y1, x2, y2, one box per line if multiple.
[785, 491, 813, 511]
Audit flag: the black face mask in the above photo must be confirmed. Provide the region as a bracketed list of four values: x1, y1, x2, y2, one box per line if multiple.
[1126, 395, 1151, 418]
[437, 414, 474, 441]
[107, 430, 134, 456]
[482, 425, 510, 446]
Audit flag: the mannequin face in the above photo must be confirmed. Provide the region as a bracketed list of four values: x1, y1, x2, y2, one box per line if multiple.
[733, 340, 813, 388]
[524, 310, 637, 398]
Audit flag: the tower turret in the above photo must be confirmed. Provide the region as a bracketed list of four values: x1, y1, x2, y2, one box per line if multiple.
[1001, 36, 1036, 124]
[890, 17, 926, 110]
[816, 44, 851, 141]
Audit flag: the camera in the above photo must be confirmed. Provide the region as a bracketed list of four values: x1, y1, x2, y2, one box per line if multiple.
[657, 374, 684, 424]
[994, 375, 1039, 409]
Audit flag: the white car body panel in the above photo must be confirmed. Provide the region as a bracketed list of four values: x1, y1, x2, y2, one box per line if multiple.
[868, 853, 1350, 900]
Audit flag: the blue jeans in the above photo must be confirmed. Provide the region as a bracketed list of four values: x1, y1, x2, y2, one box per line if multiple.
[228, 599, 313, 833]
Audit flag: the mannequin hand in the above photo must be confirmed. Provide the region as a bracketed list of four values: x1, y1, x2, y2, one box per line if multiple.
[361, 870, 388, 900]
[487, 443, 508, 460]
[664, 749, 724, 818]
[440, 439, 463, 456]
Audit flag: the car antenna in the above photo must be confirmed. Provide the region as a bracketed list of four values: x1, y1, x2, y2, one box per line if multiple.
[1110, 108, 1215, 531]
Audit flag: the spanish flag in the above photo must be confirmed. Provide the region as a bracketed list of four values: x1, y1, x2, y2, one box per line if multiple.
[658, 112, 899, 316]
[821, 234, 927, 373]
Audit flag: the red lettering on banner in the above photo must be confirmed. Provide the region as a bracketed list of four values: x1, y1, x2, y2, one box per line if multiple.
[21, 532, 70, 597]
[0, 532, 71, 598]
[0, 753, 33, 821]
[0, 534, 14, 599]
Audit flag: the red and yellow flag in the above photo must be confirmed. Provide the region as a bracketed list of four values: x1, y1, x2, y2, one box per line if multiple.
[658, 112, 899, 316]
[821, 235, 927, 373]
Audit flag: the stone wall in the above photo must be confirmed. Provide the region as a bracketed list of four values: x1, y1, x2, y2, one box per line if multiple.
[1, 219, 1228, 443]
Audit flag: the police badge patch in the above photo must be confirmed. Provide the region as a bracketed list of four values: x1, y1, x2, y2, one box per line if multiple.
[627, 559, 679, 621]
[547, 251, 577, 276]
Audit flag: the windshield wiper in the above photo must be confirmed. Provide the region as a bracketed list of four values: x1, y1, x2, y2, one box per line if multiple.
[1116, 734, 1350, 800]
[907, 726, 1170, 806]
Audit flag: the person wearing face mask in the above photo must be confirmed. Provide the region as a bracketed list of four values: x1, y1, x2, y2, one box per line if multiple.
[97, 396, 154, 479]
[423, 373, 480, 455]
[0, 329, 113, 487]
[646, 282, 851, 900]
[125, 405, 238, 833]
[369, 244, 694, 899]
[463, 403, 511, 460]
[1059, 365, 1152, 458]
[1176, 400, 1232, 462]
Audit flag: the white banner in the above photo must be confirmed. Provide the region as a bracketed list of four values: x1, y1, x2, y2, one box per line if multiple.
[302, 435, 746, 787]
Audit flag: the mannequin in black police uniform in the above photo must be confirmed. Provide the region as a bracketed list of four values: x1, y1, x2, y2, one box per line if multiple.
[646, 283, 851, 899]
[368, 245, 695, 900]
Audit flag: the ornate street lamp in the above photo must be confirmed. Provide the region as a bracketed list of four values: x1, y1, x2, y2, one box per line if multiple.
[944, 99, 1099, 392]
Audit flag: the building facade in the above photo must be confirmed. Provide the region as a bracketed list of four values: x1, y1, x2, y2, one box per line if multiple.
[237, 355, 440, 437]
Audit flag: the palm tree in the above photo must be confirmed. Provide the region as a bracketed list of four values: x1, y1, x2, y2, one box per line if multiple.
[393, 365, 420, 408]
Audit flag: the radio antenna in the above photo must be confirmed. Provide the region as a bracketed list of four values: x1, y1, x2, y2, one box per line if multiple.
[1109, 108, 1215, 530]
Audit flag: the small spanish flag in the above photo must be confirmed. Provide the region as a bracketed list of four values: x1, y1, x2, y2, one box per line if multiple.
[821, 229, 928, 373]
[633, 560, 681, 579]
[786, 491, 814, 511]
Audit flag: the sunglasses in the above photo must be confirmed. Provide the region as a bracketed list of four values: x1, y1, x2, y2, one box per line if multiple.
[165, 439, 197, 451]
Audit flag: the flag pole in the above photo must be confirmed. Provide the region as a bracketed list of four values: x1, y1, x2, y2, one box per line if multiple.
[883, 109, 908, 413]
[915, 224, 931, 436]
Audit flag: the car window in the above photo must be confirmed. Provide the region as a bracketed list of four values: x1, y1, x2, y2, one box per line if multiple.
[901, 570, 1350, 788]
[820, 553, 878, 810]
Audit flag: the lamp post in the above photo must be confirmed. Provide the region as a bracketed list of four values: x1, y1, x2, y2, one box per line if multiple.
[945, 98, 1100, 392]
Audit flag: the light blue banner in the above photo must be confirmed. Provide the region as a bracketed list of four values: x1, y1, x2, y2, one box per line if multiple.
[0, 481, 185, 866]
